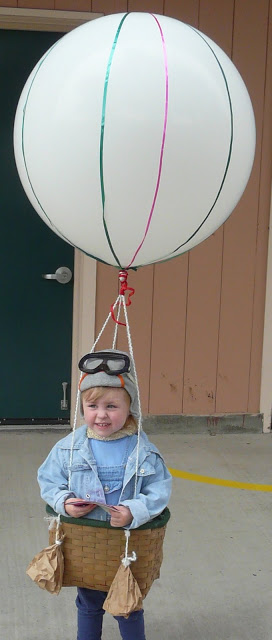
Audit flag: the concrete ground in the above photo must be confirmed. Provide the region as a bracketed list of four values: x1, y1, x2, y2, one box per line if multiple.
[1, 430, 272, 640]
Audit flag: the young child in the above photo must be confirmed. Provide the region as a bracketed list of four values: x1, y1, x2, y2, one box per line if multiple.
[38, 349, 172, 640]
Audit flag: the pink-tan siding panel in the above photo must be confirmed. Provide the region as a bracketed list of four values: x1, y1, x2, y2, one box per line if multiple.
[199, 0, 234, 51]
[164, 0, 199, 26]
[216, 0, 270, 412]
[54, 0, 92, 11]
[127, 0, 163, 13]
[182, 0, 234, 416]
[149, 255, 188, 414]
[183, 232, 223, 415]
[17, 0, 54, 7]
[0, 1, 18, 7]
[92, 0, 128, 13]
[247, 0, 272, 412]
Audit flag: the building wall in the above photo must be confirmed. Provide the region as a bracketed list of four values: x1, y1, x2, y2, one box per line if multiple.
[94, 0, 272, 417]
[2, 0, 272, 419]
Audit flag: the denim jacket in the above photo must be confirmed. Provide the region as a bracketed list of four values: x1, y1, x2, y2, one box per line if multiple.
[37, 425, 172, 529]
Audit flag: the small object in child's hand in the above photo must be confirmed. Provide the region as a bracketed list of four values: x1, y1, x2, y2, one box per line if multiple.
[68, 500, 94, 507]
[68, 499, 118, 513]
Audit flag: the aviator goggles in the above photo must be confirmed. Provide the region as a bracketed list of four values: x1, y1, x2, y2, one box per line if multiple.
[78, 351, 130, 376]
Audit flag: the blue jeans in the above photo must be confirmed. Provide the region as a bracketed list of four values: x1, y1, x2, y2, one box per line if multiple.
[76, 587, 146, 640]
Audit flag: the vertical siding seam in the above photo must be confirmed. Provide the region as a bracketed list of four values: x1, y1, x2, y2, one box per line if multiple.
[231, 0, 235, 57]
[247, 0, 271, 412]
[94, 259, 98, 335]
[214, 229, 225, 413]
[182, 253, 190, 413]
[215, 0, 234, 413]
[148, 264, 155, 414]
[188, 1, 198, 415]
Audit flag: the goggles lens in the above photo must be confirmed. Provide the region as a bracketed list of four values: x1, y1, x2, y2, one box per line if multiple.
[78, 351, 130, 376]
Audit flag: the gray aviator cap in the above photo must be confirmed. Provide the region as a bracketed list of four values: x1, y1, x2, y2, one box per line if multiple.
[79, 349, 139, 419]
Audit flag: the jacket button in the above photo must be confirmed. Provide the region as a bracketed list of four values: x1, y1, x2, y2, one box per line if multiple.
[140, 468, 145, 474]
[104, 485, 110, 492]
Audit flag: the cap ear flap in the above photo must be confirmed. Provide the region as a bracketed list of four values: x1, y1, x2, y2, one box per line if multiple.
[117, 374, 125, 388]
[79, 372, 89, 390]
[79, 397, 84, 416]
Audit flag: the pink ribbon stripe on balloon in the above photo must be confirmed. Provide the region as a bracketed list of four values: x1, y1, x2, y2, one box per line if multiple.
[125, 13, 169, 269]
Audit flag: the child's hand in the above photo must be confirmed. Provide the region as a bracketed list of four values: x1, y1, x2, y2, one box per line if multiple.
[64, 498, 95, 517]
[110, 505, 133, 528]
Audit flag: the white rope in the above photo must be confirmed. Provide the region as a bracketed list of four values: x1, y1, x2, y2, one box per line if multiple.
[45, 514, 63, 544]
[121, 296, 142, 499]
[92, 309, 114, 352]
[44, 515, 57, 530]
[54, 514, 65, 545]
[68, 287, 142, 507]
[68, 386, 81, 490]
[68, 296, 120, 488]
[121, 530, 137, 567]
[43, 282, 142, 574]
[112, 296, 122, 348]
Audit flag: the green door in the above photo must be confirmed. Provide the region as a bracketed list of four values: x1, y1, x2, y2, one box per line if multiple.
[0, 29, 74, 424]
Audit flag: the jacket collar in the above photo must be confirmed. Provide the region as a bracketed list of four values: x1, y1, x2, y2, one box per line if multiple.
[60, 425, 157, 468]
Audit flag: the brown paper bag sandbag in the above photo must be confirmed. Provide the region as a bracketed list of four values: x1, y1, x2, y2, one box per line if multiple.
[103, 564, 143, 617]
[26, 540, 64, 595]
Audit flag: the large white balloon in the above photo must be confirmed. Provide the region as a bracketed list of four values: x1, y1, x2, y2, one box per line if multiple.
[14, 12, 255, 269]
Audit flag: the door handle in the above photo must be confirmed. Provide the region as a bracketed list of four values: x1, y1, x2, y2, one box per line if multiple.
[42, 266, 72, 284]
[61, 382, 68, 410]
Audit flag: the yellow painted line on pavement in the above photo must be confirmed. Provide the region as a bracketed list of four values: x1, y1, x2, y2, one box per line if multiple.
[168, 467, 272, 492]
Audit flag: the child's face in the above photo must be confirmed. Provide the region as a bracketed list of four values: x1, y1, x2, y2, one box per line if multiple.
[82, 388, 130, 437]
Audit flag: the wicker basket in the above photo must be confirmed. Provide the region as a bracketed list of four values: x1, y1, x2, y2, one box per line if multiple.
[47, 505, 170, 598]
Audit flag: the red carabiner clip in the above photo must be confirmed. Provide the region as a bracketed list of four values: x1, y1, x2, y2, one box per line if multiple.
[111, 270, 135, 326]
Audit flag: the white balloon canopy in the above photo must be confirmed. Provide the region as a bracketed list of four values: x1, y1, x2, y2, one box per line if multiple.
[14, 12, 255, 269]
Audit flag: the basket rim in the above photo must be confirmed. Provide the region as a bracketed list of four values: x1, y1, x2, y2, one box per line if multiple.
[46, 504, 170, 530]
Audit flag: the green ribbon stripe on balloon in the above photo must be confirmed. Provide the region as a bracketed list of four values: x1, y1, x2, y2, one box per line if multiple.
[171, 26, 234, 256]
[21, 43, 60, 234]
[100, 13, 170, 270]
[100, 13, 129, 268]
[135, 26, 234, 269]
